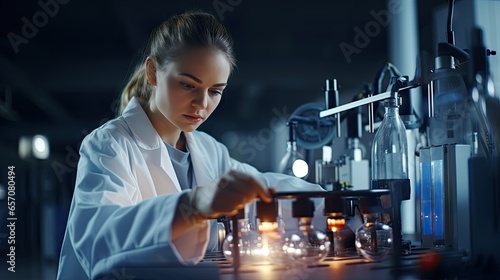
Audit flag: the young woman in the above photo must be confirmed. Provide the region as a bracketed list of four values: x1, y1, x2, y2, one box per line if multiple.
[57, 11, 321, 279]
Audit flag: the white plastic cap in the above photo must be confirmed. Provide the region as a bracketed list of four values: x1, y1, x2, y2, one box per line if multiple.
[322, 146, 332, 163]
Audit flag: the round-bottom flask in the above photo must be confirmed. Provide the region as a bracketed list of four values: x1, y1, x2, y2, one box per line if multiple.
[355, 212, 392, 262]
[259, 222, 286, 265]
[282, 217, 330, 266]
[256, 200, 287, 265]
[327, 216, 355, 257]
[222, 219, 270, 265]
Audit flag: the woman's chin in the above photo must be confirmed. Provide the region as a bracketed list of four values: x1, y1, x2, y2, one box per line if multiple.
[180, 124, 201, 132]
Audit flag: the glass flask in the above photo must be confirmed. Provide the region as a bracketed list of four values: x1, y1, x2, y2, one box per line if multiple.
[327, 216, 355, 257]
[355, 208, 393, 262]
[281, 217, 331, 266]
[257, 221, 287, 265]
[371, 98, 408, 181]
[222, 218, 271, 265]
[324, 196, 355, 257]
[255, 200, 287, 265]
[279, 121, 308, 178]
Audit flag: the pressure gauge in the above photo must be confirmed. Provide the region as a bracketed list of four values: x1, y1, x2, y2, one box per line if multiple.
[289, 103, 336, 150]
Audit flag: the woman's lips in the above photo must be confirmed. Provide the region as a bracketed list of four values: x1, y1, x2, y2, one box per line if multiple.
[184, 114, 203, 123]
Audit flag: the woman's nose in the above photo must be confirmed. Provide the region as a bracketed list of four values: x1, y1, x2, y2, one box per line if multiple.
[192, 90, 208, 109]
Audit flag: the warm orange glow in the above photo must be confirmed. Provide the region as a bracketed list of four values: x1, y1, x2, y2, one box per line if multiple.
[258, 222, 278, 233]
[327, 217, 345, 232]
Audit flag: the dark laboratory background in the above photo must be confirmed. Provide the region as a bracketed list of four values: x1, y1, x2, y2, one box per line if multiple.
[0, 0, 499, 279]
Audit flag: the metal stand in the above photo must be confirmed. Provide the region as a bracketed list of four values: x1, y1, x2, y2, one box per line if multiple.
[372, 179, 411, 278]
[230, 211, 243, 275]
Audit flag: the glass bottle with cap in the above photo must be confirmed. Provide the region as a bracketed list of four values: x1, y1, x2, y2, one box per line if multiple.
[371, 97, 408, 182]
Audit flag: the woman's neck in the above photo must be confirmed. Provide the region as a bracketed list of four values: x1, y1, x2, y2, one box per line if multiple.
[142, 102, 186, 151]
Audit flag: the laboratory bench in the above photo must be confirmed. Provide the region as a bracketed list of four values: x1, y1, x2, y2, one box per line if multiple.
[101, 248, 482, 280]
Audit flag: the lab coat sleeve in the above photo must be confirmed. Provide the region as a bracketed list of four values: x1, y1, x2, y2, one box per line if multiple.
[64, 129, 208, 279]
[226, 154, 322, 192]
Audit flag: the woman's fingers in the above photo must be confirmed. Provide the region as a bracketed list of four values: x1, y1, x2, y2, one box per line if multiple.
[192, 170, 275, 217]
[225, 170, 272, 203]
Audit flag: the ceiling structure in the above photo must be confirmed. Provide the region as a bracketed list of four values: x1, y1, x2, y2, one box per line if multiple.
[0, 0, 444, 156]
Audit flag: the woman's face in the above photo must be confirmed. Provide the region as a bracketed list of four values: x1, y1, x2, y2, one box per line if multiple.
[148, 48, 231, 135]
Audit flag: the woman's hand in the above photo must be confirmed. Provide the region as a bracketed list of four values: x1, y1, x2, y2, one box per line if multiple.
[188, 170, 273, 218]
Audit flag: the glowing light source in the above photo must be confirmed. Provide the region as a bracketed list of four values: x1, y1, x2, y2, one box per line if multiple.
[258, 222, 278, 233]
[19, 135, 50, 160]
[327, 217, 346, 232]
[292, 159, 309, 178]
[32, 135, 49, 159]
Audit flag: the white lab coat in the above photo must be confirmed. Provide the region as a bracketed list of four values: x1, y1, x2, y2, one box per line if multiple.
[57, 97, 323, 279]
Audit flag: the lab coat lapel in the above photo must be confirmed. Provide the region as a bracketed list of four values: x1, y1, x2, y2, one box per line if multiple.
[185, 132, 217, 187]
[122, 97, 182, 195]
[141, 146, 183, 195]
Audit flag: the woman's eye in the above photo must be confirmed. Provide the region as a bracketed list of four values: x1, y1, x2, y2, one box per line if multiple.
[180, 82, 195, 89]
[210, 89, 223, 96]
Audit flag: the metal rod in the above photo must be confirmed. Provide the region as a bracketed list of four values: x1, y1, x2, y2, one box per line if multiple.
[231, 215, 240, 274]
[428, 80, 435, 118]
[368, 93, 374, 133]
[319, 84, 418, 118]
[336, 113, 341, 137]
[273, 189, 390, 199]
[320, 91, 390, 118]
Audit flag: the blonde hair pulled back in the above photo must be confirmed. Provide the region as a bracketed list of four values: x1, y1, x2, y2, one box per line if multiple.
[118, 11, 235, 114]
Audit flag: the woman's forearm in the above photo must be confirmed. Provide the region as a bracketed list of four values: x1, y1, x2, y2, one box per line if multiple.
[171, 192, 208, 240]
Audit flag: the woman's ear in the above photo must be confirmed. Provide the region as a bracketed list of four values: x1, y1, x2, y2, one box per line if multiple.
[145, 57, 157, 86]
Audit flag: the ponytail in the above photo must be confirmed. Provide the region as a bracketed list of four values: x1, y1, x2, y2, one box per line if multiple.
[118, 63, 153, 115]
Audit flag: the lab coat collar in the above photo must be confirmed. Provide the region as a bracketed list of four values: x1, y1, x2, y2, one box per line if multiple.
[121, 97, 162, 150]
[122, 97, 182, 193]
[121, 97, 216, 192]
[184, 132, 217, 187]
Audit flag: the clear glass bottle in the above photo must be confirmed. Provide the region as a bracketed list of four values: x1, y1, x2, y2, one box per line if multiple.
[279, 121, 308, 178]
[371, 98, 408, 181]
[355, 212, 393, 262]
[222, 218, 270, 266]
